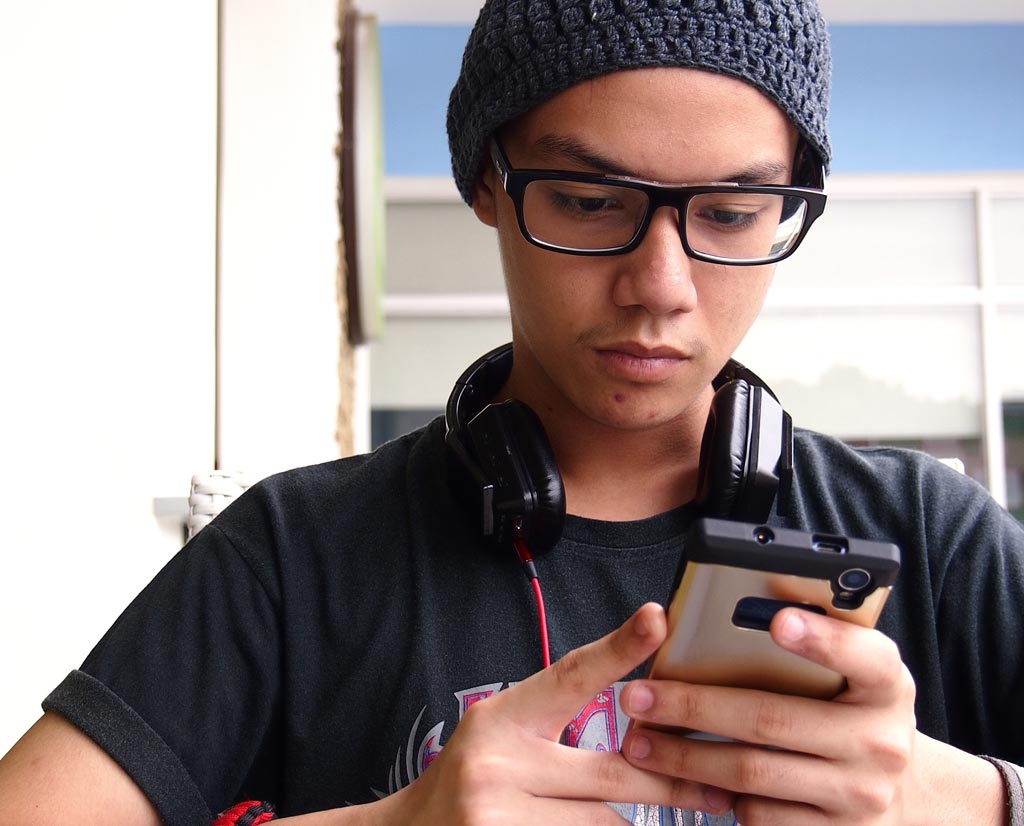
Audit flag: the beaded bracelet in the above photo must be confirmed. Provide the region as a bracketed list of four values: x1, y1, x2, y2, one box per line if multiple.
[212, 800, 276, 826]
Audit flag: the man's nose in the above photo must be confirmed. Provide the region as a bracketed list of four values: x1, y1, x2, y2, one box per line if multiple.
[610, 206, 699, 316]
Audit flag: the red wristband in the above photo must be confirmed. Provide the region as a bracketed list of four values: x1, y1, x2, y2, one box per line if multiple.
[212, 800, 276, 825]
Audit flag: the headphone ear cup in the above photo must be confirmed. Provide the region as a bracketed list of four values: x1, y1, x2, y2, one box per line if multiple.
[466, 400, 566, 555]
[499, 401, 566, 554]
[696, 379, 752, 520]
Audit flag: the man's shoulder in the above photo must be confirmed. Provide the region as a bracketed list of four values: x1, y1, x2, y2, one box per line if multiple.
[206, 418, 451, 551]
[787, 427, 996, 540]
[793, 428, 972, 485]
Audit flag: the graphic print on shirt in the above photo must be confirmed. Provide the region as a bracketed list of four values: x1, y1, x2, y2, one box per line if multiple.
[376, 681, 738, 826]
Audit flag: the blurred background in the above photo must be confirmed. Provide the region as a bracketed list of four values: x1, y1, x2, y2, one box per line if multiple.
[1, 0, 1022, 755]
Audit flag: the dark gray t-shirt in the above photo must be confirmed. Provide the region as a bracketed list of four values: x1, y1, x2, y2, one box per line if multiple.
[45, 419, 1024, 824]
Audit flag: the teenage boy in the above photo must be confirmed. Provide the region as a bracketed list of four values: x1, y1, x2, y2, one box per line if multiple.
[1, 2, 1022, 825]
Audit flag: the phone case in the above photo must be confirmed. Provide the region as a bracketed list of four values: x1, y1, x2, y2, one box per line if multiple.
[648, 518, 901, 701]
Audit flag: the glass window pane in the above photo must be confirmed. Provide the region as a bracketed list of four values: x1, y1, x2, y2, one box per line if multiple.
[371, 408, 441, 447]
[1005, 402, 1024, 522]
[370, 316, 512, 409]
[998, 309, 1024, 521]
[776, 197, 978, 288]
[997, 309, 1024, 399]
[993, 197, 1024, 286]
[734, 307, 983, 440]
[386, 202, 505, 294]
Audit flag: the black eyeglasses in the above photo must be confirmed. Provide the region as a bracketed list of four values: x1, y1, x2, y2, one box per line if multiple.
[489, 138, 827, 265]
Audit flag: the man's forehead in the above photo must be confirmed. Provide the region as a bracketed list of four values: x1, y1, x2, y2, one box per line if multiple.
[510, 130, 794, 186]
[500, 69, 799, 184]
[512, 67, 794, 134]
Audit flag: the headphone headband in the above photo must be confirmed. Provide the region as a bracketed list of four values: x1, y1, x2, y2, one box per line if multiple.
[444, 344, 516, 443]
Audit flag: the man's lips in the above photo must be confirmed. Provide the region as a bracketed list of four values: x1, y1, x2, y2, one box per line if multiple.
[594, 343, 689, 381]
[599, 342, 687, 360]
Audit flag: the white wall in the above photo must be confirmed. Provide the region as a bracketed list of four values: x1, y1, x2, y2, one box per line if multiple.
[0, 0, 344, 756]
[218, 0, 342, 478]
[0, 1, 217, 754]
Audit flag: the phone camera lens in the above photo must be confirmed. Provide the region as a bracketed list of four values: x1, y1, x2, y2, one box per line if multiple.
[837, 568, 871, 592]
[753, 527, 775, 545]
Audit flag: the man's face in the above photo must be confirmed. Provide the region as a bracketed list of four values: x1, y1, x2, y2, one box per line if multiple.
[471, 67, 799, 437]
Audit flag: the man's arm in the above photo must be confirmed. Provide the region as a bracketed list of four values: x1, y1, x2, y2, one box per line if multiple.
[0, 712, 161, 826]
[0, 605, 732, 826]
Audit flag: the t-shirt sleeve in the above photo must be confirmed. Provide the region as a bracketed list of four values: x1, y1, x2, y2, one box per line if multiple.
[43, 508, 284, 824]
[44, 670, 212, 825]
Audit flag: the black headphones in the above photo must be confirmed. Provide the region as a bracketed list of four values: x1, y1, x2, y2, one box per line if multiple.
[445, 342, 793, 555]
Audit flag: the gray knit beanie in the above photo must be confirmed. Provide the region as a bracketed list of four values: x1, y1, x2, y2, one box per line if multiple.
[447, 0, 831, 205]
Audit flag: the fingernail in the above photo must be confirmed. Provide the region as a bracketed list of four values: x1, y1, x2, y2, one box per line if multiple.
[629, 734, 651, 760]
[778, 609, 807, 644]
[704, 785, 733, 812]
[633, 607, 653, 637]
[626, 684, 654, 713]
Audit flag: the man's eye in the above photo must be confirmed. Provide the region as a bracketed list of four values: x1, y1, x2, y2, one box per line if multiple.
[576, 197, 613, 213]
[550, 191, 620, 215]
[700, 207, 759, 229]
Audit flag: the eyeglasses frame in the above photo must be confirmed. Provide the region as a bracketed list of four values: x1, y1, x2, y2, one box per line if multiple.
[488, 137, 828, 266]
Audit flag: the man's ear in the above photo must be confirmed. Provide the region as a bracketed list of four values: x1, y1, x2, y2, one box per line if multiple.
[470, 166, 499, 228]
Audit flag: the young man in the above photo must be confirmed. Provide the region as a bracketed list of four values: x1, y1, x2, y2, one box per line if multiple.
[2, 1, 1022, 824]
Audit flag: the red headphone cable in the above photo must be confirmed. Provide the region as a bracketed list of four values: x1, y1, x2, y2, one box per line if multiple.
[512, 535, 551, 669]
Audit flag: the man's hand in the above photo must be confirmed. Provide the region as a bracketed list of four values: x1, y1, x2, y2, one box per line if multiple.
[618, 607, 1007, 826]
[371, 602, 734, 826]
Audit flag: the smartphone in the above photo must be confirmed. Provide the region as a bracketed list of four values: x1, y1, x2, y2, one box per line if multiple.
[647, 518, 900, 702]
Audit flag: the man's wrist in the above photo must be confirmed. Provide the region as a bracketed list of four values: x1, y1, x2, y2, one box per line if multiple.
[982, 757, 1024, 826]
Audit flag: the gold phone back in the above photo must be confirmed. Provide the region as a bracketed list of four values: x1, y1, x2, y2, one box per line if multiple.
[649, 562, 891, 699]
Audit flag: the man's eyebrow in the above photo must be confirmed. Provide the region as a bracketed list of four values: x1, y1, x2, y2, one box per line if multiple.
[726, 160, 791, 185]
[532, 134, 791, 184]
[533, 134, 637, 177]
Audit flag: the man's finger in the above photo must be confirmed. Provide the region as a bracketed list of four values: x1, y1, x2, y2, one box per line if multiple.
[526, 740, 735, 815]
[770, 608, 911, 704]
[500, 602, 667, 739]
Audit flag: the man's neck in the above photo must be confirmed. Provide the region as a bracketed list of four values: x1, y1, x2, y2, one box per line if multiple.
[542, 398, 711, 522]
